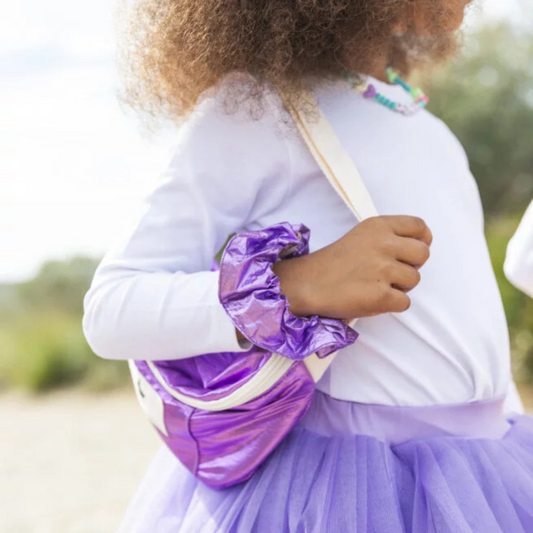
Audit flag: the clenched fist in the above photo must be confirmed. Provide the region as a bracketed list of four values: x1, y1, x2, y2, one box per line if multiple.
[272, 215, 432, 321]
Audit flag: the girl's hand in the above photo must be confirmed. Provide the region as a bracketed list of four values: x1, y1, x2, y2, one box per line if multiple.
[272, 216, 432, 321]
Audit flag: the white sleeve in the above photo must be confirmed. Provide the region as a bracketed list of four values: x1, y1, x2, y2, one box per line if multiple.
[504, 200, 533, 298]
[82, 94, 293, 360]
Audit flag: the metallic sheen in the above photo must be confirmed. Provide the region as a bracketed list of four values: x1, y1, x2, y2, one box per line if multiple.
[129, 222, 358, 488]
[219, 221, 358, 360]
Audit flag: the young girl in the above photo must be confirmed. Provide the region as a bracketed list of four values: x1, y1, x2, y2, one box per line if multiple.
[505, 201, 533, 298]
[83, 0, 533, 531]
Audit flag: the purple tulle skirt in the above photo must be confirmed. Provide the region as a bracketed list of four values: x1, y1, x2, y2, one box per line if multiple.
[118, 391, 533, 532]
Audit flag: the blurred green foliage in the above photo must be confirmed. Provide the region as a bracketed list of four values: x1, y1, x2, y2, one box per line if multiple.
[0, 257, 130, 394]
[1, 22, 532, 394]
[425, 23, 533, 218]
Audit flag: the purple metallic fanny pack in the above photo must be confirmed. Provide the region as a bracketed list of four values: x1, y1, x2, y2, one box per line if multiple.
[128, 93, 379, 489]
[129, 222, 358, 489]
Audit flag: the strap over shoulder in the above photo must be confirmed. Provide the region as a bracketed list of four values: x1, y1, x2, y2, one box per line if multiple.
[283, 91, 379, 222]
[280, 90, 380, 382]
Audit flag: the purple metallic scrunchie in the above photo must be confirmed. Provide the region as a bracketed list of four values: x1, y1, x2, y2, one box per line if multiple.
[218, 222, 359, 360]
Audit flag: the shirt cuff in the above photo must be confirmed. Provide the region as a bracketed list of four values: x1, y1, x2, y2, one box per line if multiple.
[208, 270, 254, 353]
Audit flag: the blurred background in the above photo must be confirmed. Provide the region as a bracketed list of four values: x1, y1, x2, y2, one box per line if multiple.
[1, 0, 532, 531]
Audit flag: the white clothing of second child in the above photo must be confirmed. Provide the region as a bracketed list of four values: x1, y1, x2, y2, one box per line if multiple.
[83, 75, 518, 409]
[505, 200, 533, 298]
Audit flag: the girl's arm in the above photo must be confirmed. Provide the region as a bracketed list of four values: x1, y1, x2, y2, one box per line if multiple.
[504, 201, 533, 298]
[82, 95, 293, 360]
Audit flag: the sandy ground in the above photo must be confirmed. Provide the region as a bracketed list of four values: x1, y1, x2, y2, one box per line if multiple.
[2, 384, 533, 533]
[1, 387, 161, 533]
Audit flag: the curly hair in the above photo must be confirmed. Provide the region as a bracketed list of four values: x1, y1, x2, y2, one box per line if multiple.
[116, 0, 465, 128]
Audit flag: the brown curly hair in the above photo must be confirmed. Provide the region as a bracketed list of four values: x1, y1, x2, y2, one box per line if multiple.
[116, 0, 465, 127]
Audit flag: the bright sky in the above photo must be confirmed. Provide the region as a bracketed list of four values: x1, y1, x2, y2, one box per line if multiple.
[0, 0, 527, 282]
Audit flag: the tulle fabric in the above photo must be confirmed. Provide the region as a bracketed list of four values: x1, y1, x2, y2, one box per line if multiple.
[118, 393, 533, 533]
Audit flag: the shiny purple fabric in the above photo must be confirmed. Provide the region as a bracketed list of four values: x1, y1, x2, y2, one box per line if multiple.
[218, 221, 358, 360]
[131, 222, 359, 489]
[118, 391, 533, 533]
[134, 358, 314, 488]
[152, 348, 271, 402]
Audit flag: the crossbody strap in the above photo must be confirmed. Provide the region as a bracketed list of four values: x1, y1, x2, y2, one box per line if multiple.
[283, 92, 380, 382]
[285, 93, 379, 222]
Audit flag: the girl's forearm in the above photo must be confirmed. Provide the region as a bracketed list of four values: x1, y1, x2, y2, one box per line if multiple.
[83, 269, 250, 361]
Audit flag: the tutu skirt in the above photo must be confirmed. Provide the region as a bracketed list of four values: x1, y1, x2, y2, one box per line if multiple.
[118, 391, 533, 532]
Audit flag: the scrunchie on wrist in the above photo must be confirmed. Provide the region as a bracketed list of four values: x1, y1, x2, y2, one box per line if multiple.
[218, 222, 358, 360]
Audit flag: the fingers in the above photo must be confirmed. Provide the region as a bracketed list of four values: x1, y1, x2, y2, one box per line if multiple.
[386, 215, 433, 247]
[393, 237, 431, 268]
[390, 262, 421, 292]
[383, 287, 412, 313]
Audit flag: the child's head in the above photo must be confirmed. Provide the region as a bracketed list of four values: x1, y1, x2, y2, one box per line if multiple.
[118, 0, 472, 123]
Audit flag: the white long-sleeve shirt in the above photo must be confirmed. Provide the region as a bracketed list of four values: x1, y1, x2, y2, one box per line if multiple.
[83, 76, 515, 407]
[505, 201, 533, 298]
